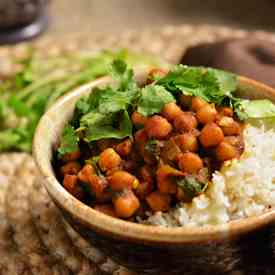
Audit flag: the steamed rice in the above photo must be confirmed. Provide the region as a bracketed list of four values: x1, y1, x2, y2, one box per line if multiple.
[140, 122, 275, 227]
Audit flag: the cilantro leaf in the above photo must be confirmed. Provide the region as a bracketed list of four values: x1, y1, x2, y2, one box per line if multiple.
[157, 65, 237, 105]
[112, 59, 127, 75]
[0, 126, 33, 152]
[111, 59, 138, 92]
[8, 96, 32, 117]
[71, 67, 137, 144]
[58, 125, 79, 158]
[144, 139, 161, 161]
[0, 49, 165, 153]
[0, 100, 6, 122]
[177, 175, 208, 200]
[82, 110, 132, 142]
[0, 129, 21, 151]
[210, 68, 237, 94]
[95, 88, 133, 113]
[137, 85, 175, 116]
[85, 156, 103, 176]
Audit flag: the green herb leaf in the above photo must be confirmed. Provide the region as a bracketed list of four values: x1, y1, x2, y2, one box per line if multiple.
[111, 59, 138, 92]
[96, 88, 133, 113]
[112, 59, 127, 75]
[85, 156, 102, 176]
[144, 139, 161, 160]
[85, 155, 100, 166]
[177, 175, 208, 199]
[0, 49, 165, 153]
[8, 96, 32, 117]
[82, 110, 132, 142]
[0, 126, 33, 152]
[75, 96, 91, 114]
[157, 65, 237, 105]
[210, 68, 237, 95]
[137, 85, 175, 116]
[58, 125, 79, 158]
[0, 129, 21, 151]
[0, 100, 5, 122]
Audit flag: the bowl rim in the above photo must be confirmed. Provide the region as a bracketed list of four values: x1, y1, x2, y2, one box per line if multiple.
[33, 72, 275, 244]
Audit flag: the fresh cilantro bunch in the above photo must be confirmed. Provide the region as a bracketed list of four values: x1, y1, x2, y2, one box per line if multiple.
[0, 49, 167, 152]
[157, 64, 275, 121]
[58, 62, 275, 158]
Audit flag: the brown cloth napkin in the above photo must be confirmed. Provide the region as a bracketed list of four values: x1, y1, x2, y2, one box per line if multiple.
[181, 38, 275, 87]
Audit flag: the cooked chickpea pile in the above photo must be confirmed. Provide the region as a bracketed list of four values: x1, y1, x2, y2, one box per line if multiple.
[57, 71, 244, 221]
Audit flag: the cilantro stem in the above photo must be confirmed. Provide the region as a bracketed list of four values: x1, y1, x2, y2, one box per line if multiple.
[16, 71, 68, 100]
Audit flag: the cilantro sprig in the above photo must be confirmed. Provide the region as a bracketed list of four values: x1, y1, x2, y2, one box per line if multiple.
[157, 65, 237, 105]
[57, 62, 275, 157]
[0, 49, 166, 152]
[57, 125, 79, 157]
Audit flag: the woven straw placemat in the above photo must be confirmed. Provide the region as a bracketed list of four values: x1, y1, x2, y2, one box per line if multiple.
[1, 24, 275, 275]
[1, 24, 275, 76]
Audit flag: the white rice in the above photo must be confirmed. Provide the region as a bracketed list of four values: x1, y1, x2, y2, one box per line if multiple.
[141, 122, 275, 227]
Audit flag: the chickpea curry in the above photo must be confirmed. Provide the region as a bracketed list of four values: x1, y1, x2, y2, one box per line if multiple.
[54, 61, 275, 221]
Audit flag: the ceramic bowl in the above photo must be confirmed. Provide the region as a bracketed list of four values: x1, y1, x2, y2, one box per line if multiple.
[33, 71, 275, 274]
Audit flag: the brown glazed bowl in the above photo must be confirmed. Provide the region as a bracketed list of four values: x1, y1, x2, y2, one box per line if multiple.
[33, 71, 275, 275]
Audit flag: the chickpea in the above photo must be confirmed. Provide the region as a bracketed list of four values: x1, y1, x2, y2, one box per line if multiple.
[160, 138, 181, 163]
[88, 174, 108, 198]
[215, 141, 238, 161]
[175, 133, 198, 152]
[62, 150, 80, 162]
[139, 165, 154, 184]
[135, 181, 153, 199]
[224, 136, 245, 157]
[199, 123, 224, 147]
[108, 170, 139, 191]
[174, 112, 198, 133]
[63, 174, 84, 199]
[146, 191, 171, 212]
[115, 139, 133, 157]
[218, 117, 241, 136]
[105, 166, 121, 177]
[161, 102, 182, 122]
[177, 152, 203, 173]
[179, 95, 192, 109]
[113, 190, 140, 218]
[99, 148, 122, 172]
[191, 96, 207, 112]
[60, 161, 81, 176]
[78, 164, 95, 183]
[94, 204, 116, 217]
[196, 104, 217, 124]
[217, 106, 233, 117]
[156, 165, 184, 194]
[223, 121, 241, 136]
[144, 115, 172, 139]
[147, 68, 168, 84]
[131, 111, 147, 126]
